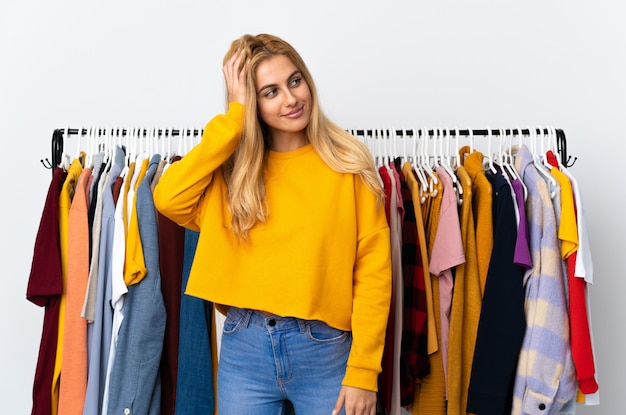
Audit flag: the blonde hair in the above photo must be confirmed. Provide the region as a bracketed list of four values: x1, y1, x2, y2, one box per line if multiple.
[222, 34, 384, 240]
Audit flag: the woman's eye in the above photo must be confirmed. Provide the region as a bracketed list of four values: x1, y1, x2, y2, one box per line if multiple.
[290, 78, 301, 87]
[265, 89, 277, 98]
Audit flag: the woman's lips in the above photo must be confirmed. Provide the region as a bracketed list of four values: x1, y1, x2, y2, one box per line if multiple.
[283, 107, 304, 119]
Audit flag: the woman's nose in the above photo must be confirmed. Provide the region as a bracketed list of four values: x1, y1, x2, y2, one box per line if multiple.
[283, 89, 297, 106]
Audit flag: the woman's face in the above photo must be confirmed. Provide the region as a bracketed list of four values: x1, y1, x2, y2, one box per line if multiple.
[254, 55, 312, 143]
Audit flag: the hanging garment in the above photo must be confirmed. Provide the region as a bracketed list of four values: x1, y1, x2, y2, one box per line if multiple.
[124, 156, 149, 286]
[175, 229, 216, 414]
[511, 145, 577, 415]
[81, 152, 106, 323]
[397, 161, 430, 407]
[466, 171, 526, 415]
[106, 154, 167, 414]
[57, 166, 92, 415]
[102, 155, 129, 414]
[27, 167, 67, 415]
[461, 147, 493, 297]
[85, 147, 124, 415]
[430, 166, 465, 397]
[54, 158, 83, 415]
[378, 165, 395, 414]
[155, 155, 186, 415]
[83, 155, 117, 415]
[510, 178, 532, 271]
[546, 152, 599, 397]
[388, 162, 405, 415]
[412, 173, 446, 415]
[86, 152, 105, 267]
[557, 160, 599, 406]
[446, 165, 481, 415]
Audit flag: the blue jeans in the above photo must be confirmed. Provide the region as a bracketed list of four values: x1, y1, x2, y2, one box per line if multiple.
[217, 307, 352, 415]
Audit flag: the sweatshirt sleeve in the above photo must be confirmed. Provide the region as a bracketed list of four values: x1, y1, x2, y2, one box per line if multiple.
[343, 176, 392, 391]
[153, 102, 245, 229]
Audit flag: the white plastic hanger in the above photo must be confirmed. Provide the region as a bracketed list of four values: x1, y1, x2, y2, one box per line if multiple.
[420, 128, 438, 197]
[494, 128, 514, 184]
[147, 127, 154, 159]
[497, 128, 515, 180]
[460, 127, 474, 164]
[411, 128, 429, 203]
[388, 128, 400, 165]
[74, 127, 83, 166]
[398, 128, 409, 164]
[381, 129, 390, 167]
[507, 127, 528, 201]
[177, 127, 185, 159]
[542, 125, 559, 170]
[373, 129, 380, 168]
[382, 129, 390, 168]
[84, 126, 95, 169]
[161, 127, 169, 162]
[451, 128, 461, 170]
[57, 126, 72, 170]
[530, 126, 557, 198]
[547, 125, 565, 170]
[124, 127, 134, 168]
[103, 127, 113, 172]
[150, 127, 158, 158]
[439, 128, 459, 186]
[484, 127, 497, 174]
[442, 128, 463, 205]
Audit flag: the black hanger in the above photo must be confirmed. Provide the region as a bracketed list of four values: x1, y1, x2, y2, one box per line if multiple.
[41, 129, 65, 173]
[556, 129, 577, 167]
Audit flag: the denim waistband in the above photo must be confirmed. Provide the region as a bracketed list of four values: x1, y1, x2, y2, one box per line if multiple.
[228, 307, 308, 332]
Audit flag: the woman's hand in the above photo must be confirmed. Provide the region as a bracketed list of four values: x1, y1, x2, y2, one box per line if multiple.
[332, 385, 377, 415]
[223, 50, 248, 105]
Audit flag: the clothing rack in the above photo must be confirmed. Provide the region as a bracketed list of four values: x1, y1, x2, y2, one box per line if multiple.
[42, 126, 577, 172]
[43, 127, 204, 171]
[351, 127, 575, 168]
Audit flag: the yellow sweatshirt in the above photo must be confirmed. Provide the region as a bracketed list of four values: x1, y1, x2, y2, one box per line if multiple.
[153, 102, 392, 392]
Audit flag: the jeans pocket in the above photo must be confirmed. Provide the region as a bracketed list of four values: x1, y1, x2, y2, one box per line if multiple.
[306, 320, 349, 343]
[222, 308, 246, 335]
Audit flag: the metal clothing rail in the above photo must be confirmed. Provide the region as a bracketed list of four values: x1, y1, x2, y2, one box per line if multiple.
[351, 127, 574, 168]
[42, 126, 576, 172]
[56, 127, 204, 137]
[42, 127, 204, 171]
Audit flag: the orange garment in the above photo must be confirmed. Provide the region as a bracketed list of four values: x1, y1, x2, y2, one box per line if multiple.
[460, 146, 492, 296]
[446, 166, 482, 415]
[58, 167, 92, 414]
[54, 158, 83, 415]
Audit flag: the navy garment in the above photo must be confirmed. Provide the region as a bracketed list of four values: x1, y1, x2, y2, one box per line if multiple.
[87, 154, 106, 262]
[107, 154, 167, 415]
[467, 172, 527, 415]
[175, 228, 215, 415]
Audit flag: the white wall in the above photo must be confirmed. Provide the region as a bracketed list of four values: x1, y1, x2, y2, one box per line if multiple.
[1, 1, 623, 413]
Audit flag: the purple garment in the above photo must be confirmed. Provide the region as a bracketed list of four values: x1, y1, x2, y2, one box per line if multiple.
[511, 179, 532, 270]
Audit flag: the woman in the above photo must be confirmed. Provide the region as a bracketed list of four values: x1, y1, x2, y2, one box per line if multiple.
[154, 33, 392, 415]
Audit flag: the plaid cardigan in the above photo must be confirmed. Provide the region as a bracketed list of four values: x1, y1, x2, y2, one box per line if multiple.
[512, 145, 577, 415]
